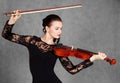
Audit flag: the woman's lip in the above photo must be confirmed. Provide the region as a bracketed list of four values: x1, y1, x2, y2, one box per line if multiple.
[57, 35, 61, 36]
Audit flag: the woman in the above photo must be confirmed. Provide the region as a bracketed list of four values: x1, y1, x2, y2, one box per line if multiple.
[2, 10, 107, 83]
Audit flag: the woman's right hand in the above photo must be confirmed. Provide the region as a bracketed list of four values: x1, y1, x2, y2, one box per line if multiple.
[8, 10, 21, 25]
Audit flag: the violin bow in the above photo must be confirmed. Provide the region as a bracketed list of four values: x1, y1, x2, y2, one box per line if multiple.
[4, 4, 82, 16]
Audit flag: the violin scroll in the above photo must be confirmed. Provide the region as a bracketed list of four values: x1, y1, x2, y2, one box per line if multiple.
[104, 58, 117, 65]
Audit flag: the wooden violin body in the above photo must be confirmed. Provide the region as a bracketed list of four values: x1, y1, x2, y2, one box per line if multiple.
[54, 44, 116, 65]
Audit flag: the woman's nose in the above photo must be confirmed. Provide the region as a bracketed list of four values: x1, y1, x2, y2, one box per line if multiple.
[59, 30, 62, 34]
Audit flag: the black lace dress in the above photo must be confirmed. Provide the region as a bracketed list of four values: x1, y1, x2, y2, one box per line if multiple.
[2, 21, 93, 83]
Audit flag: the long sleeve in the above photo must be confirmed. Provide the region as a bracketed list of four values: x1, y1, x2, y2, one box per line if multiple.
[1, 20, 34, 46]
[59, 57, 93, 75]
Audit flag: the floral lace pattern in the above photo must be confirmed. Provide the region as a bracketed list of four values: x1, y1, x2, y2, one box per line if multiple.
[2, 21, 54, 52]
[2, 21, 93, 75]
[59, 57, 93, 74]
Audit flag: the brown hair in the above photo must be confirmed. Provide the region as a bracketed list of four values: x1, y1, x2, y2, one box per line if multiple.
[42, 14, 62, 33]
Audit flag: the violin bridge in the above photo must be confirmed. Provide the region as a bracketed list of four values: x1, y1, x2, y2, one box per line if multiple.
[71, 46, 74, 50]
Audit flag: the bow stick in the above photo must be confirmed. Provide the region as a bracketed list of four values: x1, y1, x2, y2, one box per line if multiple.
[4, 4, 82, 16]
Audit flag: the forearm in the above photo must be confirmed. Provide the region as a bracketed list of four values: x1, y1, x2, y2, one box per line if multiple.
[70, 59, 93, 75]
[59, 57, 93, 75]
[2, 20, 14, 39]
[2, 10, 21, 38]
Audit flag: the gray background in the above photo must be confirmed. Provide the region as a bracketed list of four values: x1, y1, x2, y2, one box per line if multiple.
[0, 0, 120, 83]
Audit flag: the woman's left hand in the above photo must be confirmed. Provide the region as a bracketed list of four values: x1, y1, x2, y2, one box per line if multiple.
[90, 52, 107, 62]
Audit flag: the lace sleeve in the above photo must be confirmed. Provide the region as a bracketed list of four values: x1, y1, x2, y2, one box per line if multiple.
[1, 20, 34, 46]
[59, 57, 93, 75]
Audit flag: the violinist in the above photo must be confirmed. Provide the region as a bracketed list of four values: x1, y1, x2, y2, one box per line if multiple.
[2, 10, 107, 83]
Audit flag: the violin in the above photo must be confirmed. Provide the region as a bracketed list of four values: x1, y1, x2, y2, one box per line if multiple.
[54, 44, 116, 65]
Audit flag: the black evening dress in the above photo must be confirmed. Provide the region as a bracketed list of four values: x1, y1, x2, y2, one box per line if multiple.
[2, 21, 93, 83]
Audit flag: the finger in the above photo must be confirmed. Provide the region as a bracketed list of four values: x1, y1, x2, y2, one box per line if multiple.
[101, 53, 107, 59]
[97, 52, 106, 60]
[11, 13, 16, 17]
[16, 10, 21, 16]
[11, 10, 21, 17]
[11, 10, 17, 16]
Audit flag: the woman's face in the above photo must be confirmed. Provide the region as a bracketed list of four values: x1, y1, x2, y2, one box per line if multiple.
[46, 20, 63, 39]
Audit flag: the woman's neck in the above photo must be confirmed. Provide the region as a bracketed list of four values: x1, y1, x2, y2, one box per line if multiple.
[41, 33, 54, 45]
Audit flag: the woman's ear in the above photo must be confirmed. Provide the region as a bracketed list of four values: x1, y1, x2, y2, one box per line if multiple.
[45, 26, 49, 33]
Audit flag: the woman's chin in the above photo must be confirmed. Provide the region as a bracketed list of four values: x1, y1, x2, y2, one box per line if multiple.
[54, 36, 60, 39]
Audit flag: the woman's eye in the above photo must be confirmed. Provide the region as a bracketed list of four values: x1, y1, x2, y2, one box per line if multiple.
[55, 27, 59, 30]
[55, 27, 62, 30]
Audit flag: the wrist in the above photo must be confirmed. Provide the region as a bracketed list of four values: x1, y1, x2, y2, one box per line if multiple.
[90, 57, 95, 62]
[8, 20, 16, 25]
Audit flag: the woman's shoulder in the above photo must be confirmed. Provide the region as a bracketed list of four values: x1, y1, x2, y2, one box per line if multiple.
[31, 35, 41, 41]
